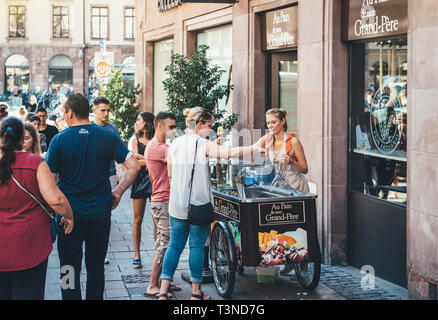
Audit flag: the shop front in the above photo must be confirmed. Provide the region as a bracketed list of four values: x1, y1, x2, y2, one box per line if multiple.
[48, 54, 73, 92]
[343, 0, 408, 287]
[262, 6, 298, 134]
[4, 53, 29, 95]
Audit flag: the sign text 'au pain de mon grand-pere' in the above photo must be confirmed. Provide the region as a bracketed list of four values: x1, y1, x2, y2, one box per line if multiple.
[343, 0, 408, 41]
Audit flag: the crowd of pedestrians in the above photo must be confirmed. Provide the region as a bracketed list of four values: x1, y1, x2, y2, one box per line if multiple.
[0, 92, 309, 301]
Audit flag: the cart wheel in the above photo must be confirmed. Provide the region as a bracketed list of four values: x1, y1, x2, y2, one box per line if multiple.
[293, 261, 321, 291]
[210, 223, 236, 298]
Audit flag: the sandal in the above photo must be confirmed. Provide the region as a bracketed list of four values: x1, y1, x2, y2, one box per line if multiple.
[169, 284, 182, 292]
[132, 259, 142, 269]
[158, 293, 172, 300]
[191, 291, 211, 301]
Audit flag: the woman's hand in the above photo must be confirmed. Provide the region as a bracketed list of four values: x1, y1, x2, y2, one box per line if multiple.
[280, 154, 292, 165]
[252, 147, 266, 157]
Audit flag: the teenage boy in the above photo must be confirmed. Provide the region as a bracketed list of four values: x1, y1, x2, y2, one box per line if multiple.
[37, 107, 59, 148]
[91, 96, 121, 191]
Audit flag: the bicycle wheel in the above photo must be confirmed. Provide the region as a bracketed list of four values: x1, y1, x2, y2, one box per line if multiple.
[294, 261, 321, 291]
[210, 223, 236, 297]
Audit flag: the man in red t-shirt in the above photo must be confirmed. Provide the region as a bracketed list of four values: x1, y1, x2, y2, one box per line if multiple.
[143, 112, 177, 297]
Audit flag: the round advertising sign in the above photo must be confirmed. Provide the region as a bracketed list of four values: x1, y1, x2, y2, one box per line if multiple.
[370, 79, 403, 154]
[96, 61, 111, 77]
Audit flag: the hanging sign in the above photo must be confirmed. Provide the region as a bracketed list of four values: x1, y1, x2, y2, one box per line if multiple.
[94, 52, 114, 78]
[158, 0, 182, 12]
[342, 0, 408, 41]
[263, 6, 298, 51]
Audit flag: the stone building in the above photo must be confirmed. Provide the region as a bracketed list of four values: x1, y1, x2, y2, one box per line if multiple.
[135, 0, 438, 299]
[0, 0, 135, 96]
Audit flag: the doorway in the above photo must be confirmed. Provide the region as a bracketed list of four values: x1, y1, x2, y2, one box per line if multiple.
[267, 52, 298, 134]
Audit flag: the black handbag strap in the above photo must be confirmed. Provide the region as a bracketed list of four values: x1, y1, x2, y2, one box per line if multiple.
[11, 174, 54, 220]
[188, 138, 199, 205]
[188, 138, 213, 204]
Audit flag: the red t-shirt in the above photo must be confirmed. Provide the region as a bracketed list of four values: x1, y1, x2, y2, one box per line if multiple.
[144, 138, 170, 202]
[0, 152, 52, 271]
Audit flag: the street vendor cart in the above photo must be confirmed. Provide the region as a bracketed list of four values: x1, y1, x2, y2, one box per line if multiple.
[209, 159, 322, 297]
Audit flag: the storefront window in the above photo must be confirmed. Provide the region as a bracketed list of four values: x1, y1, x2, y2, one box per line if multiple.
[48, 55, 73, 92]
[349, 39, 407, 206]
[5, 54, 29, 95]
[121, 56, 135, 87]
[153, 38, 174, 113]
[279, 59, 298, 133]
[197, 24, 232, 112]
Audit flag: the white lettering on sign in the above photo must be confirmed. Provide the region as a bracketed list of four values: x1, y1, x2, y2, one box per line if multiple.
[354, 1, 399, 37]
[273, 10, 290, 25]
[158, 0, 182, 12]
[268, 10, 295, 48]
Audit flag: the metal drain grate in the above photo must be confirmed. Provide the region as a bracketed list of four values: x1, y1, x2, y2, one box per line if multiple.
[121, 274, 150, 284]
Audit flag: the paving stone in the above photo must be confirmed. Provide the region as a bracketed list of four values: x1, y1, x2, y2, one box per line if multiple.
[105, 288, 129, 298]
[105, 280, 126, 289]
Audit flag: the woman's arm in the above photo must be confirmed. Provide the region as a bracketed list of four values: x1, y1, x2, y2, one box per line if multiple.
[206, 140, 265, 160]
[131, 137, 146, 167]
[37, 161, 74, 234]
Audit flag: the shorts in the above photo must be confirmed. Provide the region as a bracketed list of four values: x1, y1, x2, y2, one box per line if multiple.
[150, 201, 170, 263]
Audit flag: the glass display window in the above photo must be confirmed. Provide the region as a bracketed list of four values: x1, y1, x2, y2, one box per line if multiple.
[349, 38, 407, 206]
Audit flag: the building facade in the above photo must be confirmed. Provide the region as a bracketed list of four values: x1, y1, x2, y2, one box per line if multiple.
[136, 0, 438, 299]
[0, 0, 135, 96]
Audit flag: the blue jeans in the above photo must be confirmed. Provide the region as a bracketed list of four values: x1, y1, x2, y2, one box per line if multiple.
[160, 216, 210, 283]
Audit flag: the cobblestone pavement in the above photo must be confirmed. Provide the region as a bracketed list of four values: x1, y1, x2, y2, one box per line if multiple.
[44, 190, 408, 300]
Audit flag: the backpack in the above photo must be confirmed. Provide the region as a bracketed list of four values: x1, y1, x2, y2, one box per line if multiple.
[285, 133, 297, 161]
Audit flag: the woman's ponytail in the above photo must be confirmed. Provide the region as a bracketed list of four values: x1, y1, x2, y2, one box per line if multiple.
[0, 117, 24, 184]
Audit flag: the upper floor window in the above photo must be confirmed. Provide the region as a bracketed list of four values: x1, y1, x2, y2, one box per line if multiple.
[9, 5, 26, 38]
[92, 7, 108, 40]
[53, 6, 69, 38]
[124, 8, 135, 40]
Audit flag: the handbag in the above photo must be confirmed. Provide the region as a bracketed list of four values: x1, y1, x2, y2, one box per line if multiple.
[187, 138, 214, 226]
[11, 174, 59, 243]
[131, 168, 153, 198]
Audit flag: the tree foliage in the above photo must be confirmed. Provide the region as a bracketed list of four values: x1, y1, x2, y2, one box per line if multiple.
[101, 69, 141, 140]
[162, 45, 238, 131]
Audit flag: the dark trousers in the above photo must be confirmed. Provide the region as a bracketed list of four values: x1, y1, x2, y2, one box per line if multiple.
[57, 218, 111, 300]
[0, 259, 48, 300]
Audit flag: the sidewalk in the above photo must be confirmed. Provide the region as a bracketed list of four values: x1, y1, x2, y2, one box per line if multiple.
[44, 190, 408, 300]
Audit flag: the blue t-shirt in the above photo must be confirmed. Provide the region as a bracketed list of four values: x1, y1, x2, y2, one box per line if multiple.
[91, 121, 120, 176]
[46, 124, 130, 220]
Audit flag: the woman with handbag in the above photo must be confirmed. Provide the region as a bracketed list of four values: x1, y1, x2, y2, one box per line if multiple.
[158, 107, 265, 300]
[130, 112, 155, 269]
[0, 117, 74, 300]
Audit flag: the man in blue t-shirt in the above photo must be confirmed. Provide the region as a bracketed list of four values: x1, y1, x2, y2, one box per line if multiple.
[46, 93, 139, 300]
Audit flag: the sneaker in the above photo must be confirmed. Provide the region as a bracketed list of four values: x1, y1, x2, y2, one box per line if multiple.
[133, 258, 142, 269]
[104, 258, 110, 264]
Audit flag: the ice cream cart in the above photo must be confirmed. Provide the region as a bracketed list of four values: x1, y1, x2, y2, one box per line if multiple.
[209, 160, 322, 297]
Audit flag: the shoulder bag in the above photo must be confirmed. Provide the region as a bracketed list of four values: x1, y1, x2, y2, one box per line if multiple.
[187, 138, 214, 226]
[11, 174, 59, 243]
